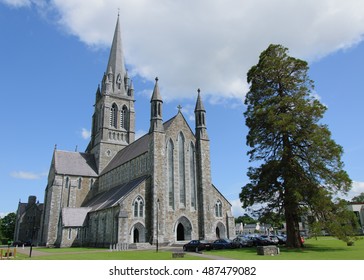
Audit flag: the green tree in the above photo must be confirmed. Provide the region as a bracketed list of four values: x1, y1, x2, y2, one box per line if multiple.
[240, 44, 352, 248]
[352, 192, 364, 203]
[235, 214, 257, 225]
[0, 212, 16, 240]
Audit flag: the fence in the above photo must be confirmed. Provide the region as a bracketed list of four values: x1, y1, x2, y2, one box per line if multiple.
[0, 248, 17, 260]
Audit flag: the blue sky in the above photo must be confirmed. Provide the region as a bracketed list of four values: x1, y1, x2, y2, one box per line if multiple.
[1, 0, 364, 218]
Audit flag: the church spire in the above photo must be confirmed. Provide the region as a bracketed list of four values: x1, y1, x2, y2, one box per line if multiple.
[103, 15, 128, 95]
[150, 77, 164, 133]
[194, 89, 208, 140]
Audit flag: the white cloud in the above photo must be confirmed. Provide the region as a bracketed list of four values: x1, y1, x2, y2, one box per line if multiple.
[10, 171, 47, 180]
[5, 0, 364, 101]
[346, 181, 364, 200]
[0, 212, 10, 218]
[0, 0, 30, 7]
[81, 128, 91, 139]
[230, 198, 246, 217]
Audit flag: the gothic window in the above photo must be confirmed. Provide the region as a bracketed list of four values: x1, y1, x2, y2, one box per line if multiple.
[78, 178, 82, 189]
[190, 142, 197, 209]
[120, 105, 128, 129]
[110, 103, 118, 128]
[215, 200, 223, 217]
[178, 132, 186, 206]
[68, 228, 72, 240]
[133, 196, 144, 218]
[167, 139, 175, 209]
[89, 178, 94, 190]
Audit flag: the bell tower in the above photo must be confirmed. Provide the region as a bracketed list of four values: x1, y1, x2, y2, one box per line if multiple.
[87, 15, 135, 173]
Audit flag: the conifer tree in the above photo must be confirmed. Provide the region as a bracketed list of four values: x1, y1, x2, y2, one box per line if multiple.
[240, 44, 352, 248]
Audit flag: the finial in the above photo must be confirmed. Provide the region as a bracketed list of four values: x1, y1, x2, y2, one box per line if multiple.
[197, 88, 201, 94]
[177, 105, 182, 112]
[118, 8, 120, 17]
[155, 77, 159, 82]
[54, 144, 57, 151]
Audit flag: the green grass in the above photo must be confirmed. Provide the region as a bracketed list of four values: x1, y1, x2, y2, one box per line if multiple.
[204, 237, 364, 260]
[15, 249, 205, 260]
[13, 237, 364, 260]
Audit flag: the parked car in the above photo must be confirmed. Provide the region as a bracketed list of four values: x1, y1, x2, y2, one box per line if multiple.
[183, 240, 212, 252]
[250, 236, 273, 246]
[233, 236, 254, 247]
[273, 235, 287, 245]
[261, 235, 279, 245]
[212, 238, 238, 249]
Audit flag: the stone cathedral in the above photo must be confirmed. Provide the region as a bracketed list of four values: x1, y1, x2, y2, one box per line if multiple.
[39, 16, 235, 248]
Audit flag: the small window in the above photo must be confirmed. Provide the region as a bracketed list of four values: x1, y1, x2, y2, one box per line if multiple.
[78, 178, 82, 189]
[215, 200, 222, 217]
[89, 178, 94, 190]
[133, 196, 144, 218]
[68, 228, 72, 240]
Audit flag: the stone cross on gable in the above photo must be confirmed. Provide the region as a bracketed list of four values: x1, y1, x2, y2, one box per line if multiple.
[177, 105, 182, 112]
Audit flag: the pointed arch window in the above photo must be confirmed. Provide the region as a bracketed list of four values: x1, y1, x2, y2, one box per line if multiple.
[110, 103, 118, 128]
[133, 196, 144, 218]
[178, 132, 186, 206]
[215, 200, 223, 217]
[167, 139, 175, 209]
[120, 105, 128, 129]
[189, 142, 197, 209]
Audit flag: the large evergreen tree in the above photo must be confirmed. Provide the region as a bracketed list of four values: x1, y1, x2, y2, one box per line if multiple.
[240, 44, 352, 248]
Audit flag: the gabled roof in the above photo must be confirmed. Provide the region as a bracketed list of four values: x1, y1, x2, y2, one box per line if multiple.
[54, 150, 98, 177]
[83, 175, 149, 212]
[62, 207, 92, 227]
[101, 133, 151, 175]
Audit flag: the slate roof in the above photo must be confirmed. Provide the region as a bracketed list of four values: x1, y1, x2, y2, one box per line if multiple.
[101, 117, 177, 176]
[83, 175, 149, 212]
[62, 207, 92, 227]
[54, 150, 98, 177]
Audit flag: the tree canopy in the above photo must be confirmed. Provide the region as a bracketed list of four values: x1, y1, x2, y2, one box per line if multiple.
[0, 212, 16, 241]
[240, 44, 353, 248]
[352, 192, 364, 203]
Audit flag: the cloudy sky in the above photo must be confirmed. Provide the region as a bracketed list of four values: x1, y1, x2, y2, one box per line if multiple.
[1, 0, 364, 218]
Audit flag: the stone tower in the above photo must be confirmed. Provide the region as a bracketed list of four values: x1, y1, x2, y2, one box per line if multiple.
[148, 78, 166, 244]
[194, 89, 213, 240]
[87, 15, 135, 173]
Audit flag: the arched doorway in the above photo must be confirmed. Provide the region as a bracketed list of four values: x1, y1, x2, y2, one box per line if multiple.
[133, 228, 139, 243]
[215, 222, 226, 239]
[177, 223, 184, 241]
[131, 222, 146, 243]
[175, 216, 192, 241]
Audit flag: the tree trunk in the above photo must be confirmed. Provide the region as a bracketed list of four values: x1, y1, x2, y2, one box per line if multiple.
[285, 209, 302, 248]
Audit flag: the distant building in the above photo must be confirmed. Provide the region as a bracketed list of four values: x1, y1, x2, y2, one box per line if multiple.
[29, 16, 235, 248]
[347, 202, 364, 234]
[13, 196, 43, 245]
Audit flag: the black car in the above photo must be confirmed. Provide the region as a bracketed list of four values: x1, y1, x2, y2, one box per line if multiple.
[183, 240, 212, 252]
[249, 236, 272, 246]
[261, 235, 279, 245]
[212, 238, 237, 249]
[233, 236, 254, 247]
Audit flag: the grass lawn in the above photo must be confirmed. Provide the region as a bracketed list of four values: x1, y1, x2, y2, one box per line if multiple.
[13, 237, 363, 260]
[205, 236, 364, 260]
[15, 248, 205, 260]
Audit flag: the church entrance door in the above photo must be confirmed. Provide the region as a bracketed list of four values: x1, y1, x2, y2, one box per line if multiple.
[216, 227, 220, 239]
[177, 223, 185, 241]
[133, 228, 139, 243]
